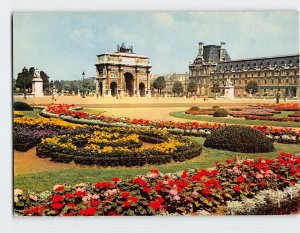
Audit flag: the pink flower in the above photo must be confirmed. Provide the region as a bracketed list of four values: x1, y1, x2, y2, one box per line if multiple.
[173, 195, 181, 201]
[169, 189, 178, 196]
[192, 191, 199, 197]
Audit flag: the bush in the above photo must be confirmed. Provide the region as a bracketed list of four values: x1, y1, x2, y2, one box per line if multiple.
[190, 106, 200, 111]
[13, 102, 33, 111]
[212, 105, 220, 109]
[203, 125, 274, 153]
[213, 108, 228, 117]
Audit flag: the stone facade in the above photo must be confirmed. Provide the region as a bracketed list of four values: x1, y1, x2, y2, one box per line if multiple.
[95, 43, 152, 97]
[189, 42, 300, 98]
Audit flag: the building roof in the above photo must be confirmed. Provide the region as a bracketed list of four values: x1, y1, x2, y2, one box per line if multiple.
[214, 54, 299, 72]
[192, 45, 231, 66]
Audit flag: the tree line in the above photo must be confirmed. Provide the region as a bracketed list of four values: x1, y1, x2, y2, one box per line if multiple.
[13, 67, 96, 94]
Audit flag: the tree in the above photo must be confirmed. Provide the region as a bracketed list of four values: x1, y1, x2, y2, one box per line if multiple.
[153, 76, 166, 95]
[69, 81, 80, 94]
[187, 80, 198, 96]
[245, 80, 258, 96]
[211, 82, 220, 100]
[15, 67, 32, 92]
[172, 81, 183, 95]
[15, 67, 50, 93]
[54, 80, 63, 92]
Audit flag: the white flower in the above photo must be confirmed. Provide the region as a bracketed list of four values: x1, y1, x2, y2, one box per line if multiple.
[14, 189, 23, 196]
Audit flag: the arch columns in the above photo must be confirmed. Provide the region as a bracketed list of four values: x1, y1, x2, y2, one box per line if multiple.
[146, 69, 151, 97]
[106, 66, 112, 96]
[135, 67, 140, 97]
[118, 66, 124, 96]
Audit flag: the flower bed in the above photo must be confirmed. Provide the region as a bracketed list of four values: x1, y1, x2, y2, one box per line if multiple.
[14, 152, 300, 216]
[257, 103, 300, 111]
[36, 127, 202, 166]
[245, 115, 300, 122]
[288, 112, 300, 117]
[13, 116, 89, 152]
[40, 104, 300, 144]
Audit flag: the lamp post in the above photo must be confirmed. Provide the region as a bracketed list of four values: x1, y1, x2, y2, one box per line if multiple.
[82, 71, 85, 98]
[22, 66, 27, 99]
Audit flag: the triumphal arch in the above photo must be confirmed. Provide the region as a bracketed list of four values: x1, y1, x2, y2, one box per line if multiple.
[95, 43, 152, 97]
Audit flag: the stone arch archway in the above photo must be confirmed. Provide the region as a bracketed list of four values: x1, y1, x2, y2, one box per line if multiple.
[110, 82, 117, 97]
[124, 72, 134, 96]
[139, 83, 146, 97]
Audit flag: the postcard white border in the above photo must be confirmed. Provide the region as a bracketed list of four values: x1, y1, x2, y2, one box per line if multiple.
[1, 0, 300, 233]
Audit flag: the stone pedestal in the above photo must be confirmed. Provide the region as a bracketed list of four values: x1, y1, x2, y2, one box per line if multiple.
[146, 89, 151, 98]
[78, 90, 81, 97]
[61, 92, 64, 96]
[32, 77, 44, 97]
[224, 85, 235, 100]
[106, 89, 112, 97]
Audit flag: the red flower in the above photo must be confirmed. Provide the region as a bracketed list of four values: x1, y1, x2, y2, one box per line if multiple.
[66, 203, 75, 209]
[132, 177, 148, 187]
[150, 169, 159, 174]
[143, 187, 151, 193]
[78, 209, 86, 215]
[52, 195, 63, 203]
[202, 189, 211, 195]
[148, 200, 161, 211]
[121, 192, 130, 198]
[128, 196, 138, 203]
[64, 192, 74, 199]
[112, 177, 121, 182]
[237, 176, 245, 184]
[181, 170, 188, 179]
[75, 191, 85, 197]
[259, 181, 266, 187]
[51, 202, 63, 209]
[123, 201, 131, 207]
[55, 186, 64, 192]
[63, 212, 73, 216]
[233, 185, 241, 192]
[206, 197, 213, 202]
[85, 207, 97, 216]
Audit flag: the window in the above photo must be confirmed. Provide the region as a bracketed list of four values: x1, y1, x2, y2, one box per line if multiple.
[265, 79, 267, 85]
[278, 78, 281, 84]
[271, 79, 274, 84]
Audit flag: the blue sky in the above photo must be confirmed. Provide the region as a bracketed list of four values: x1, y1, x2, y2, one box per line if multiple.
[13, 12, 299, 81]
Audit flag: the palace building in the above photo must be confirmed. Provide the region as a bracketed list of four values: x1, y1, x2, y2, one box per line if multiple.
[189, 42, 300, 98]
[95, 43, 152, 97]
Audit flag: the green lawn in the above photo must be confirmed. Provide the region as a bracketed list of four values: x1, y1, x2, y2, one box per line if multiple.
[14, 137, 300, 193]
[82, 108, 106, 114]
[20, 109, 42, 118]
[170, 111, 300, 128]
[273, 111, 295, 118]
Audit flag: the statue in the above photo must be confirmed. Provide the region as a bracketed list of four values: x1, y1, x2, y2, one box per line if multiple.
[34, 68, 41, 79]
[225, 78, 233, 86]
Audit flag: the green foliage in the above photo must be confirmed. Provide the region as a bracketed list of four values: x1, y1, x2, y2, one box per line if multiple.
[213, 108, 228, 117]
[172, 81, 183, 95]
[187, 80, 198, 94]
[245, 80, 259, 94]
[153, 76, 166, 95]
[203, 125, 274, 153]
[211, 82, 220, 93]
[13, 102, 33, 111]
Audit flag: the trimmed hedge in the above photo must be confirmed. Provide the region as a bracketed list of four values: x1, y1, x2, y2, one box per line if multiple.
[13, 102, 33, 111]
[190, 106, 200, 111]
[213, 108, 228, 117]
[203, 125, 274, 153]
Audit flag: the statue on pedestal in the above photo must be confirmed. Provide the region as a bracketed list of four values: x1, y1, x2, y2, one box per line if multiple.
[225, 78, 233, 86]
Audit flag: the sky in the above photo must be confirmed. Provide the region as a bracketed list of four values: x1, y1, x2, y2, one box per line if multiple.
[13, 12, 299, 81]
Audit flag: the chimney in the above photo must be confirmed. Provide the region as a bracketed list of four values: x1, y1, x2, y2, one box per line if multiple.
[220, 42, 226, 62]
[197, 42, 204, 59]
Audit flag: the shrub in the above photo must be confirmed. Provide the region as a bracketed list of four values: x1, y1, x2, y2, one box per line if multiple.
[203, 125, 274, 153]
[213, 108, 228, 117]
[190, 106, 200, 111]
[212, 105, 220, 109]
[13, 102, 33, 111]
